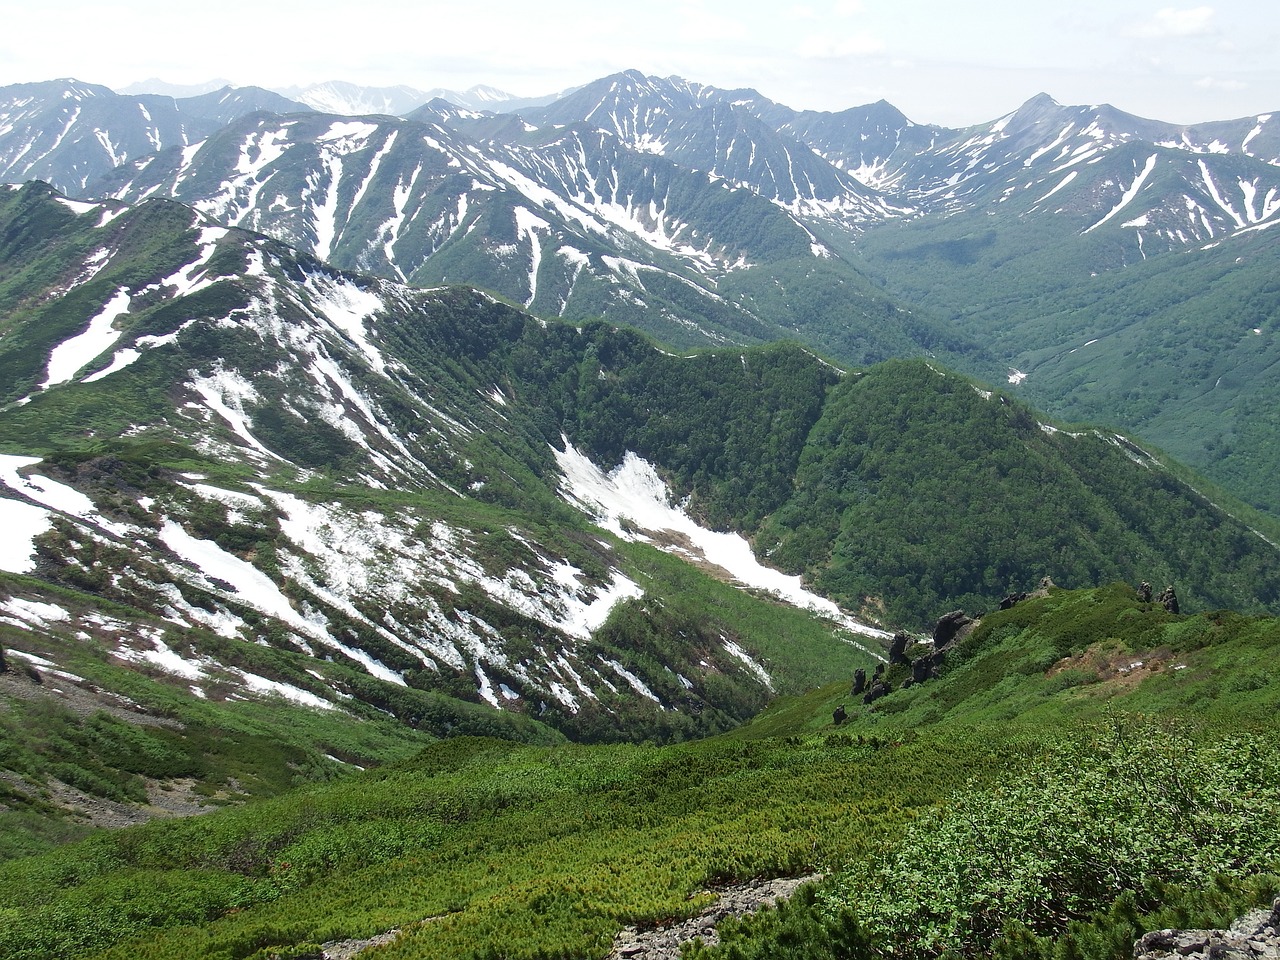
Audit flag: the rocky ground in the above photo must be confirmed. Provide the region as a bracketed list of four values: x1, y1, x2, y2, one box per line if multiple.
[605, 874, 823, 959]
[315, 874, 823, 959]
[1135, 899, 1280, 960]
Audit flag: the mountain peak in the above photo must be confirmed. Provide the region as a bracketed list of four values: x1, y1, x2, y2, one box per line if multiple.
[1022, 92, 1062, 109]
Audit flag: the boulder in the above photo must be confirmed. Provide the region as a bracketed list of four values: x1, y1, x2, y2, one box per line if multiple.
[932, 610, 973, 650]
[862, 680, 891, 705]
[1133, 899, 1280, 960]
[888, 632, 911, 665]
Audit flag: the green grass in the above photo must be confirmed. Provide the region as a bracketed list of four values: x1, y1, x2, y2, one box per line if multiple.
[0, 584, 1274, 960]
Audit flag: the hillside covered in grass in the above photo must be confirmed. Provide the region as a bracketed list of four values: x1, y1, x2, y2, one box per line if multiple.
[0, 583, 1277, 960]
[1, 184, 1279, 868]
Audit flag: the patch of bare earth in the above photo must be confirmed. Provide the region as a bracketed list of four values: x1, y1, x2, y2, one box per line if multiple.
[606, 874, 824, 959]
[1048, 643, 1179, 692]
[1, 664, 233, 828]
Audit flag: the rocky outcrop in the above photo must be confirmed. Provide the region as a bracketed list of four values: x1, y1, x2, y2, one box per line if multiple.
[902, 609, 976, 688]
[888, 632, 911, 665]
[862, 679, 891, 705]
[851, 667, 866, 696]
[607, 874, 822, 959]
[932, 610, 974, 648]
[911, 654, 938, 684]
[1134, 899, 1280, 960]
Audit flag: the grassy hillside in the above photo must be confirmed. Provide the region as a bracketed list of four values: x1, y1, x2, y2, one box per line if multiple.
[1, 583, 1277, 960]
[516, 337, 1280, 629]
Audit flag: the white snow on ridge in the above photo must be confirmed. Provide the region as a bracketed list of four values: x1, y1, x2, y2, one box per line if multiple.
[0, 495, 51, 573]
[81, 348, 142, 383]
[1198, 160, 1246, 229]
[188, 367, 279, 460]
[553, 440, 890, 643]
[513, 206, 549, 307]
[0, 596, 70, 628]
[318, 120, 380, 144]
[1034, 170, 1077, 206]
[600, 657, 661, 703]
[722, 637, 774, 692]
[114, 630, 336, 710]
[55, 197, 97, 215]
[1241, 115, 1270, 154]
[304, 273, 388, 373]
[0, 461, 51, 573]
[160, 520, 311, 630]
[0, 453, 127, 537]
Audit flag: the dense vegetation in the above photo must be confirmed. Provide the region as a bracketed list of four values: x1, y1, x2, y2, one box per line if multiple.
[753, 359, 1280, 626]
[497, 314, 1280, 627]
[851, 193, 1280, 522]
[0, 584, 1276, 960]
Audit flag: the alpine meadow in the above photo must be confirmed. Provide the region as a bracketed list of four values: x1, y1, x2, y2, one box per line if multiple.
[0, 61, 1278, 960]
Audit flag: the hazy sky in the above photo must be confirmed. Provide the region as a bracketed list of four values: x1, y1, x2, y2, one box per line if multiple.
[4, 1, 1277, 126]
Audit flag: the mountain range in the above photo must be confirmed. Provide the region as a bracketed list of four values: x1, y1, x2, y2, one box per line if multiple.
[0, 68, 1278, 866]
[1, 67, 1279, 960]
[1, 172, 1277, 743]
[1, 70, 1274, 514]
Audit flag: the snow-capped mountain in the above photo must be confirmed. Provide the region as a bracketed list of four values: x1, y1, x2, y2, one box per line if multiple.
[0, 181, 891, 745]
[870, 93, 1280, 240]
[4, 69, 1280, 520]
[2, 181, 1278, 774]
[118, 78, 236, 98]
[0, 79, 308, 194]
[526, 70, 907, 225]
[88, 107, 940, 361]
[276, 80, 571, 118]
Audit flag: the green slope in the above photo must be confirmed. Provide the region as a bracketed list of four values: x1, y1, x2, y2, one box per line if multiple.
[849, 188, 1280, 521]
[0, 583, 1276, 960]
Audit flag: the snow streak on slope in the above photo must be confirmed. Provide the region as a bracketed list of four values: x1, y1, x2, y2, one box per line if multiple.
[1085, 154, 1158, 233]
[554, 440, 890, 646]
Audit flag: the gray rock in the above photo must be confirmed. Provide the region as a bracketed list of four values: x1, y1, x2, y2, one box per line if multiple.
[1135, 900, 1280, 960]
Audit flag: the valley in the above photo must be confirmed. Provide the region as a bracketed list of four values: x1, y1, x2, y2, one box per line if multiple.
[0, 66, 1277, 960]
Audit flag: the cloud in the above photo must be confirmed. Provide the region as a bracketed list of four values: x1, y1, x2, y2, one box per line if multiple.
[1128, 6, 1215, 39]
[796, 31, 885, 59]
[1195, 75, 1247, 91]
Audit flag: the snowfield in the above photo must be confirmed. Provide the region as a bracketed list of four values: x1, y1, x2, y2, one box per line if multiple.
[554, 439, 891, 646]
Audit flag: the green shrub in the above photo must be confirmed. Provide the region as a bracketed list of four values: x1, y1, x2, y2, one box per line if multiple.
[824, 718, 1280, 959]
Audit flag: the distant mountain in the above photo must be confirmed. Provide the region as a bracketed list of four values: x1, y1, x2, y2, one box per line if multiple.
[275, 80, 572, 117]
[118, 78, 235, 98]
[0, 180, 889, 750]
[1, 183, 1275, 731]
[277, 80, 439, 116]
[6, 69, 1280, 518]
[0, 79, 308, 194]
[525, 70, 905, 225]
[88, 107, 960, 366]
[2, 178, 1279, 863]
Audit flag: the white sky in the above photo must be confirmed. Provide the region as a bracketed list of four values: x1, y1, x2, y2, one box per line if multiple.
[3, 1, 1276, 126]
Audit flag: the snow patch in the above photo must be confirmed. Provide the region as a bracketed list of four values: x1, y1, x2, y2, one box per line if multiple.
[41, 288, 131, 388]
[554, 440, 889, 643]
[1084, 154, 1157, 234]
